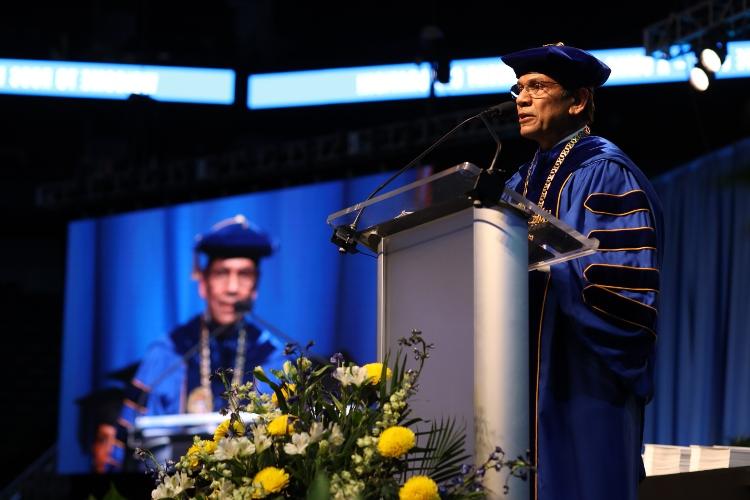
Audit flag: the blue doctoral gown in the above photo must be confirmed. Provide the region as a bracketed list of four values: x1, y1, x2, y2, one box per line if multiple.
[108, 315, 287, 470]
[505, 134, 663, 500]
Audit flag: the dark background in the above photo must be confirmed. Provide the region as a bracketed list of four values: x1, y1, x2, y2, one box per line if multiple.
[1, 0, 749, 489]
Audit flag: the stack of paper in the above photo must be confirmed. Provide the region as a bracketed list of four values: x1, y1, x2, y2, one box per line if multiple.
[688, 445, 750, 471]
[724, 446, 750, 468]
[642, 444, 691, 476]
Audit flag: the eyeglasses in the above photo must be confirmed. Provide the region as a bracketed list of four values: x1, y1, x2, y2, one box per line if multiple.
[510, 80, 561, 99]
[208, 267, 257, 286]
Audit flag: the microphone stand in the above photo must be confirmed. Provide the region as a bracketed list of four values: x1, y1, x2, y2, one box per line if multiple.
[467, 112, 509, 208]
[331, 101, 516, 254]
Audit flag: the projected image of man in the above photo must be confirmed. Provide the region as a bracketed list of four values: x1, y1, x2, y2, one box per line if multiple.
[93, 214, 287, 473]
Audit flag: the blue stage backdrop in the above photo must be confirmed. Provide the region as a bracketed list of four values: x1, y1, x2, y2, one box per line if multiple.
[645, 137, 750, 447]
[57, 138, 750, 474]
[57, 170, 419, 473]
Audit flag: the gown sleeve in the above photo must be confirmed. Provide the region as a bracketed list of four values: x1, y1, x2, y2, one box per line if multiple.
[550, 158, 660, 395]
[106, 337, 185, 470]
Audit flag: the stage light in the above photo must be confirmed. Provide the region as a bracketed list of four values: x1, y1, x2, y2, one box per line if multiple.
[689, 37, 727, 90]
[643, 1, 749, 93]
[699, 40, 728, 72]
[689, 64, 711, 91]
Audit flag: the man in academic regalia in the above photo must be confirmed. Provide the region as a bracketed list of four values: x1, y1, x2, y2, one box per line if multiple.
[501, 44, 664, 500]
[93, 214, 288, 472]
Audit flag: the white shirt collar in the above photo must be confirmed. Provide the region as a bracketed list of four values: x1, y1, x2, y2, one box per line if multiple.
[552, 126, 587, 149]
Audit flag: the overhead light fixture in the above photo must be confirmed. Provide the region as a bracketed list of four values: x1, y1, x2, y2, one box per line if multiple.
[689, 64, 711, 91]
[698, 40, 728, 73]
[689, 37, 727, 91]
[642, 1, 749, 91]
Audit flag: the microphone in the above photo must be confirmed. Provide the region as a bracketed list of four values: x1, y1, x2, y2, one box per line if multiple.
[480, 101, 517, 118]
[331, 101, 517, 254]
[468, 101, 517, 208]
[234, 298, 255, 314]
[479, 102, 515, 171]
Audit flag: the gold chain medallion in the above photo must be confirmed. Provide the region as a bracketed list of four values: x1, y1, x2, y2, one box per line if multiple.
[187, 319, 247, 413]
[187, 386, 213, 413]
[524, 126, 589, 227]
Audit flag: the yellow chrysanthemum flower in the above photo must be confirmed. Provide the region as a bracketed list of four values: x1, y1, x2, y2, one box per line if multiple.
[203, 440, 217, 454]
[363, 363, 393, 385]
[268, 414, 294, 436]
[251, 466, 290, 498]
[271, 384, 296, 406]
[399, 475, 439, 500]
[377, 426, 416, 458]
[186, 445, 201, 469]
[214, 419, 245, 442]
[186, 439, 217, 468]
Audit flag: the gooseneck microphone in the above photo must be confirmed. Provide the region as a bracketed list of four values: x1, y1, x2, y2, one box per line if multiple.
[331, 101, 517, 254]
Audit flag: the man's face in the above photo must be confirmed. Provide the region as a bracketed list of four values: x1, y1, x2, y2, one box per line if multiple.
[198, 257, 258, 325]
[514, 72, 577, 150]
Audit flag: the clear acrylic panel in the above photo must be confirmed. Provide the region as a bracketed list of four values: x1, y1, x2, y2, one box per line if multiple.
[328, 162, 599, 270]
[327, 162, 481, 230]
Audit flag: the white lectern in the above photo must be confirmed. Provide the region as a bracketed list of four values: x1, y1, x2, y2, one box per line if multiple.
[327, 163, 598, 499]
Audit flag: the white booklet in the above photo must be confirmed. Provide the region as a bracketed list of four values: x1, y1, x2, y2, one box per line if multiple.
[642, 444, 691, 476]
[688, 445, 750, 471]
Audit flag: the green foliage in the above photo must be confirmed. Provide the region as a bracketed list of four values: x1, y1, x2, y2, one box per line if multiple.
[143, 330, 532, 499]
[87, 483, 127, 500]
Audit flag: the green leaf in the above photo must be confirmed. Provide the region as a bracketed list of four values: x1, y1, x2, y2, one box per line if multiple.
[411, 418, 470, 482]
[379, 352, 390, 402]
[100, 482, 128, 500]
[253, 367, 273, 384]
[311, 365, 331, 378]
[271, 387, 289, 413]
[306, 471, 330, 500]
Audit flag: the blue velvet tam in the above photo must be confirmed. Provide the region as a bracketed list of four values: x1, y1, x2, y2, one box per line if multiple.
[194, 214, 275, 261]
[501, 43, 611, 89]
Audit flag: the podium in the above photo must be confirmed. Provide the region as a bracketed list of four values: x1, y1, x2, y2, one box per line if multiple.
[128, 412, 257, 468]
[327, 163, 598, 498]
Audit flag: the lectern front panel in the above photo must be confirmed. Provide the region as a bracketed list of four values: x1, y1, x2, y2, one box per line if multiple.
[377, 206, 530, 500]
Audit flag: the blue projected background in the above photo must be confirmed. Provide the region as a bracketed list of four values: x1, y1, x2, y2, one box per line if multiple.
[248, 40, 750, 109]
[0, 59, 235, 104]
[3, 41, 748, 107]
[57, 171, 418, 473]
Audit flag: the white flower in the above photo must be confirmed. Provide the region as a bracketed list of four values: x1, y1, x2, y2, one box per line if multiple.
[283, 432, 311, 455]
[229, 485, 255, 499]
[251, 424, 273, 453]
[207, 478, 235, 499]
[330, 472, 365, 500]
[214, 436, 256, 460]
[282, 360, 296, 377]
[151, 471, 194, 499]
[333, 365, 368, 387]
[253, 365, 266, 377]
[329, 423, 345, 447]
[309, 421, 325, 443]
[298, 356, 312, 370]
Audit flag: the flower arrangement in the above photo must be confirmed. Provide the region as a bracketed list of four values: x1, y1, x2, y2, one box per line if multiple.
[144, 330, 531, 499]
